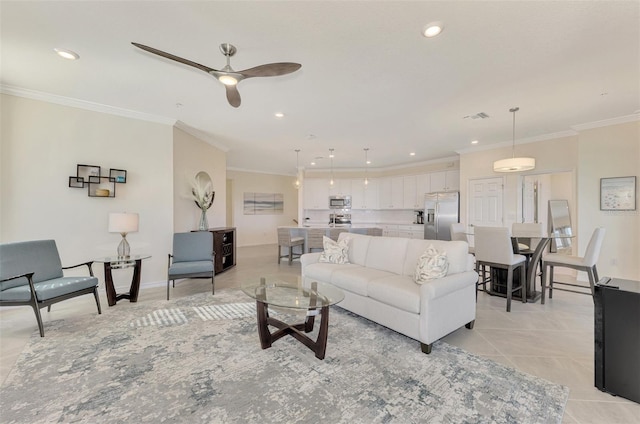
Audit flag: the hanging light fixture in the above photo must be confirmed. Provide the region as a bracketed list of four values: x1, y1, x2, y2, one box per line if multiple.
[363, 148, 370, 186]
[294, 149, 301, 189]
[329, 148, 335, 186]
[493, 107, 536, 172]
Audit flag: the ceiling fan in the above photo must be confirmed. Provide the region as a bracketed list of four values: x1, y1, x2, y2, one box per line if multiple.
[132, 42, 301, 108]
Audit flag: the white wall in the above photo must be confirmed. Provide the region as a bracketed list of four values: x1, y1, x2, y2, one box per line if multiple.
[576, 121, 639, 280]
[172, 127, 226, 232]
[226, 170, 298, 246]
[0, 94, 174, 287]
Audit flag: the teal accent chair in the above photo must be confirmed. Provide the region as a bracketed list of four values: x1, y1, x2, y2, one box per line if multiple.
[167, 232, 215, 300]
[0, 240, 102, 337]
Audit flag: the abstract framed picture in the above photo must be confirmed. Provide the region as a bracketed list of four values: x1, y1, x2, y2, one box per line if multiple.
[600, 176, 636, 211]
[243, 192, 284, 215]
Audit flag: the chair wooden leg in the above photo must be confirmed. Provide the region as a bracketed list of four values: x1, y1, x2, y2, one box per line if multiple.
[211, 276, 215, 295]
[420, 342, 432, 354]
[31, 301, 45, 337]
[506, 267, 513, 312]
[587, 267, 596, 302]
[278, 245, 281, 264]
[520, 264, 526, 303]
[541, 264, 547, 304]
[549, 265, 555, 299]
[593, 266, 600, 286]
[288, 247, 293, 266]
[47, 305, 52, 312]
[93, 286, 102, 314]
[167, 279, 171, 301]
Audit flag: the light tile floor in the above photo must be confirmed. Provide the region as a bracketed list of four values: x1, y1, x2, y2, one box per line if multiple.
[1, 244, 638, 423]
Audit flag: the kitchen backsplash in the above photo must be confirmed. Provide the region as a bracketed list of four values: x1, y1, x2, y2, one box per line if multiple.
[304, 209, 420, 224]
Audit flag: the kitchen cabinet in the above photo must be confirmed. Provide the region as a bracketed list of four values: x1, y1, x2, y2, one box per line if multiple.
[403, 174, 430, 209]
[351, 178, 379, 209]
[379, 176, 404, 209]
[429, 170, 459, 192]
[304, 178, 330, 209]
[328, 178, 351, 196]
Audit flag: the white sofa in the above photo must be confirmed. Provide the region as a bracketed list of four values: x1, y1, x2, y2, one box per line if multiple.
[301, 232, 478, 353]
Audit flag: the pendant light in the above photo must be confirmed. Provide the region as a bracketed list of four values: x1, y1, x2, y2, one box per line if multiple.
[329, 148, 335, 186]
[294, 149, 301, 189]
[493, 107, 536, 172]
[364, 148, 370, 186]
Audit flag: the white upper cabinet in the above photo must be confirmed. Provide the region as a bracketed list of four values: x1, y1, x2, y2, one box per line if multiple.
[403, 174, 430, 209]
[429, 170, 460, 192]
[304, 178, 330, 209]
[379, 176, 404, 209]
[328, 178, 351, 196]
[351, 178, 379, 210]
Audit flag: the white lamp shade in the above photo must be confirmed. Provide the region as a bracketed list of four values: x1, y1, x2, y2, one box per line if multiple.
[108, 212, 139, 233]
[493, 157, 536, 172]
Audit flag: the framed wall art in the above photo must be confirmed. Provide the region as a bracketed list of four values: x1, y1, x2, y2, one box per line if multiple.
[600, 176, 636, 211]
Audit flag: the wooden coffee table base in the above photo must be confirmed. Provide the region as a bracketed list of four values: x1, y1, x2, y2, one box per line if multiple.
[255, 301, 330, 360]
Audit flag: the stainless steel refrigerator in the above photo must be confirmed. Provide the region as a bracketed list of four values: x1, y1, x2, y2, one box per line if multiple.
[424, 192, 460, 240]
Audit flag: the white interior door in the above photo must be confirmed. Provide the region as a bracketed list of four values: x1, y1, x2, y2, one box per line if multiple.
[469, 177, 504, 229]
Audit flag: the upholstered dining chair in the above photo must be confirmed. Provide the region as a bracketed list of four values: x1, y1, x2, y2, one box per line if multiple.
[512, 222, 544, 252]
[167, 231, 215, 300]
[450, 223, 474, 254]
[277, 227, 305, 265]
[474, 226, 527, 312]
[541, 227, 605, 304]
[307, 228, 326, 253]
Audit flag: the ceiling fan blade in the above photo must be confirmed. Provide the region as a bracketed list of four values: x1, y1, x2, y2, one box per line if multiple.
[131, 42, 216, 74]
[225, 85, 241, 108]
[239, 62, 302, 78]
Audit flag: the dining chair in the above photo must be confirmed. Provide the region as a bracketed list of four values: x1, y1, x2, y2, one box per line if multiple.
[167, 231, 215, 300]
[450, 223, 474, 254]
[328, 228, 349, 241]
[307, 228, 326, 253]
[512, 222, 544, 252]
[474, 226, 527, 312]
[277, 227, 305, 265]
[541, 227, 605, 304]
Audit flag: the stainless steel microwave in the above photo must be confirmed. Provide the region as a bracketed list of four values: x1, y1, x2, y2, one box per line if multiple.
[329, 195, 352, 209]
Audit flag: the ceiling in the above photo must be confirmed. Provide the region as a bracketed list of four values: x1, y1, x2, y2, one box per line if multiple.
[1, 1, 638, 176]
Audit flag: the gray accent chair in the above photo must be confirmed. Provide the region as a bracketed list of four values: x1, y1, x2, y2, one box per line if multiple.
[167, 231, 215, 300]
[0, 240, 101, 337]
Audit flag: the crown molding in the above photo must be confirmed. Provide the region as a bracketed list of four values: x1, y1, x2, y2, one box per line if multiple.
[570, 113, 640, 131]
[226, 166, 292, 177]
[0, 85, 176, 125]
[174, 121, 230, 153]
[304, 155, 460, 174]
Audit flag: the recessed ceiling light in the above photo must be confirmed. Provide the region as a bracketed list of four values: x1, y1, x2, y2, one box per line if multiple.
[310, 161, 316, 166]
[409, 152, 416, 156]
[274, 112, 284, 118]
[471, 140, 479, 144]
[54, 48, 79, 60]
[422, 22, 443, 38]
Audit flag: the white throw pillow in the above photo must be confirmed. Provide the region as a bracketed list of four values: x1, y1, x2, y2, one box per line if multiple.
[414, 245, 449, 284]
[318, 236, 350, 264]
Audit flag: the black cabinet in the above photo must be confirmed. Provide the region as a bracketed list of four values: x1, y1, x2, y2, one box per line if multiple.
[210, 227, 236, 274]
[594, 278, 640, 404]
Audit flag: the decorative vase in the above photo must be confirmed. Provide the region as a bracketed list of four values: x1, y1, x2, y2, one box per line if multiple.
[198, 209, 209, 231]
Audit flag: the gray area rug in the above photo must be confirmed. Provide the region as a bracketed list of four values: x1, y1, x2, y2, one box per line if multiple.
[1, 290, 568, 423]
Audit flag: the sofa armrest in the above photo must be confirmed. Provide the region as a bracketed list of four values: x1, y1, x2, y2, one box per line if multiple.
[301, 252, 321, 267]
[419, 271, 478, 301]
[62, 261, 95, 277]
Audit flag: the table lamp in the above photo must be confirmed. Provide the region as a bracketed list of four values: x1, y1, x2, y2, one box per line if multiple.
[108, 212, 139, 258]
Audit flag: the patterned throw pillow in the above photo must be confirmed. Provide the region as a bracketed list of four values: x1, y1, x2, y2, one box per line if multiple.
[318, 236, 350, 264]
[414, 245, 449, 284]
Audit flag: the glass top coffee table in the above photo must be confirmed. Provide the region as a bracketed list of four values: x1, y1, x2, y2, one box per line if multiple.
[241, 277, 344, 360]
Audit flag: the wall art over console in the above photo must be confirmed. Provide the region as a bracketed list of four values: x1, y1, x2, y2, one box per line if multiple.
[600, 176, 636, 211]
[68, 164, 127, 198]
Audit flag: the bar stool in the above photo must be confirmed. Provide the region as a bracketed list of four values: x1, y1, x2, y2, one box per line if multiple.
[307, 228, 326, 253]
[277, 227, 305, 265]
[474, 226, 527, 312]
[541, 227, 605, 304]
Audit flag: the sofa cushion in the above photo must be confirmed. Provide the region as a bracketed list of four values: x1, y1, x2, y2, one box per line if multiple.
[330, 267, 394, 296]
[414, 246, 449, 284]
[319, 236, 350, 264]
[169, 260, 214, 277]
[337, 232, 371, 266]
[403, 239, 469, 276]
[304, 262, 360, 283]
[367, 275, 421, 314]
[364, 236, 408, 275]
[0, 276, 98, 302]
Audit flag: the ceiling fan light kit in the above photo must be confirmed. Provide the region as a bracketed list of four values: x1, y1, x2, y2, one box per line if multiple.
[493, 107, 536, 173]
[131, 42, 301, 108]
